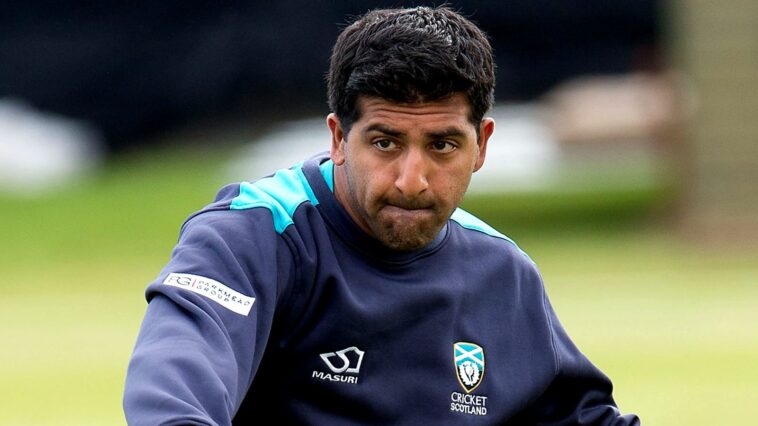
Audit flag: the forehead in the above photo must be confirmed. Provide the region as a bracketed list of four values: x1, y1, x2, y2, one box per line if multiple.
[355, 94, 474, 130]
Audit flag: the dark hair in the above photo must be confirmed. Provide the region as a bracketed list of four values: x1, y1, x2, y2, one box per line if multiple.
[327, 6, 495, 133]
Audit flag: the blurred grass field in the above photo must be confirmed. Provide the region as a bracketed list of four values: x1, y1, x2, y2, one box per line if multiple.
[0, 147, 756, 425]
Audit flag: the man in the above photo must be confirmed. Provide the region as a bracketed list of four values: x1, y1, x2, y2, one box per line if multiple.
[124, 6, 639, 425]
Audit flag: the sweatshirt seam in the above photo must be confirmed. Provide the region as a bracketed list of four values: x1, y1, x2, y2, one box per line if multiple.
[541, 280, 560, 378]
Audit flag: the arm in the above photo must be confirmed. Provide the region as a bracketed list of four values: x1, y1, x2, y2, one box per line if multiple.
[123, 209, 290, 425]
[525, 294, 640, 426]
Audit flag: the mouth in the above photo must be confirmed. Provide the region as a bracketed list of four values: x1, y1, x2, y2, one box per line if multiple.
[384, 198, 435, 210]
[389, 205, 430, 211]
[381, 204, 436, 218]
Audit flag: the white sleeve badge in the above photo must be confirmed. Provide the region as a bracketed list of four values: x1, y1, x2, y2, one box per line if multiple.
[162, 273, 255, 316]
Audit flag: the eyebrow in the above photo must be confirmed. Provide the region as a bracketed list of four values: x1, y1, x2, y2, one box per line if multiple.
[364, 124, 404, 138]
[427, 127, 468, 139]
[364, 124, 467, 139]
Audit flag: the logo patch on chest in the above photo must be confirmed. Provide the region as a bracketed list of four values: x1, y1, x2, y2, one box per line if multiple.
[451, 342, 488, 416]
[312, 346, 365, 385]
[454, 342, 485, 393]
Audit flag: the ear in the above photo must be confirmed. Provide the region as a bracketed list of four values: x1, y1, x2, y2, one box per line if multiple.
[473, 117, 495, 172]
[327, 113, 346, 166]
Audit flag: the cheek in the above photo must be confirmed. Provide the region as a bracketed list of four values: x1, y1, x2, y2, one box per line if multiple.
[353, 160, 391, 197]
[362, 173, 393, 208]
[438, 168, 472, 200]
[346, 161, 382, 209]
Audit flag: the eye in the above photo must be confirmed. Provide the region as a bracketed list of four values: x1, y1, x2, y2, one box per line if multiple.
[373, 139, 397, 151]
[430, 140, 456, 153]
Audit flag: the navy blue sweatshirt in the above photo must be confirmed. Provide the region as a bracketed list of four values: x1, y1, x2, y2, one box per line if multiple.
[124, 154, 639, 425]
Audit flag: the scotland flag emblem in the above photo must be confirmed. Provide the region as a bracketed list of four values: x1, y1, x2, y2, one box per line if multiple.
[454, 342, 485, 393]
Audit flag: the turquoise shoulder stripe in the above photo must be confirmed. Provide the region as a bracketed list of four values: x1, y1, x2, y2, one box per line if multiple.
[320, 159, 334, 192]
[230, 165, 319, 234]
[450, 208, 532, 261]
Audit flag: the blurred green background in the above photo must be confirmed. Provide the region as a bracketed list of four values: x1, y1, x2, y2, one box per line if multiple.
[0, 146, 755, 425]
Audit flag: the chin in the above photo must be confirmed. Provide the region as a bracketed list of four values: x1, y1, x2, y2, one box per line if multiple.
[378, 227, 438, 251]
[383, 238, 428, 251]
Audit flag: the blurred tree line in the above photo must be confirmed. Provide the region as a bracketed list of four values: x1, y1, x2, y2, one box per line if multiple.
[0, 0, 660, 152]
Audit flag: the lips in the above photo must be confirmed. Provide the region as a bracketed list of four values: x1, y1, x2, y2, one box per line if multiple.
[380, 204, 436, 221]
[388, 204, 431, 211]
[383, 198, 435, 211]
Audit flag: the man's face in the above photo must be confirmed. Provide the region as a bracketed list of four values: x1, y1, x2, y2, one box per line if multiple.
[328, 93, 494, 251]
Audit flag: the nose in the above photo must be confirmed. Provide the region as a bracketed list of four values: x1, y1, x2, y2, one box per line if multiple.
[394, 148, 429, 197]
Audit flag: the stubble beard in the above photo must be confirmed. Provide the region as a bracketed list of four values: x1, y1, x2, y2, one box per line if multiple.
[371, 204, 447, 251]
[340, 163, 452, 251]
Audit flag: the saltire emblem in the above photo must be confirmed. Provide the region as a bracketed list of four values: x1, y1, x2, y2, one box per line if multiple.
[454, 341, 485, 393]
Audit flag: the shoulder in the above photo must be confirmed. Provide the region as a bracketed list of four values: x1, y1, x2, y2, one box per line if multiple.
[449, 208, 534, 266]
[183, 163, 321, 237]
[229, 165, 320, 232]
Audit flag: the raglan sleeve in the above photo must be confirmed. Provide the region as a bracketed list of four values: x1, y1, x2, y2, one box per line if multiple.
[528, 290, 641, 425]
[123, 207, 292, 425]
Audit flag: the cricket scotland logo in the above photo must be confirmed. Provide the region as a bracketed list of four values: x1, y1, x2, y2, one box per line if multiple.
[454, 342, 485, 393]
